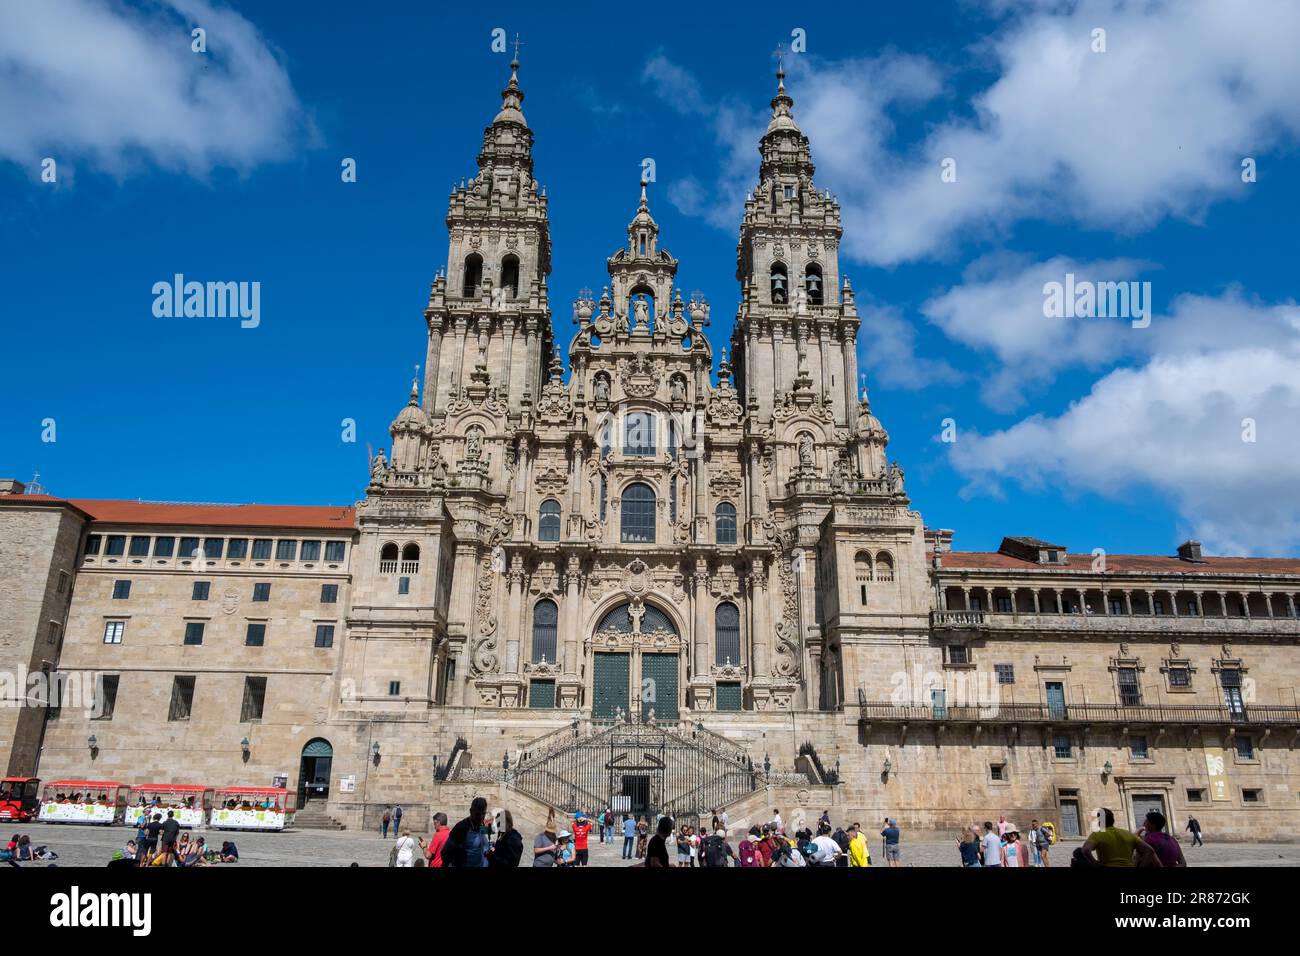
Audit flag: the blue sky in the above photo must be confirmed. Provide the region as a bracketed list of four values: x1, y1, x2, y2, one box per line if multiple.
[2, 0, 1299, 556]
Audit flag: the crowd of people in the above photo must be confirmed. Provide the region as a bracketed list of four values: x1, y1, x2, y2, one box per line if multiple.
[119, 809, 240, 866]
[956, 809, 1188, 867]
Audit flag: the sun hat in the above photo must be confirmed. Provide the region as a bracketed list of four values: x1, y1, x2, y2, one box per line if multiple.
[557, 829, 572, 839]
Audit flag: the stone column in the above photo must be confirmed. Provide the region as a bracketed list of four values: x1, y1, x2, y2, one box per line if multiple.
[772, 323, 786, 396]
[452, 317, 468, 394]
[1123, 591, 1133, 615]
[693, 561, 709, 676]
[505, 560, 523, 675]
[842, 324, 859, 422]
[751, 561, 770, 678]
[424, 317, 444, 412]
[817, 323, 831, 399]
[1219, 591, 1228, 617]
[562, 555, 581, 676]
[1287, 594, 1296, 618]
[501, 317, 515, 407]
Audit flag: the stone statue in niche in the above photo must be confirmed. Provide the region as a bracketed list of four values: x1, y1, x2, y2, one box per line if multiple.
[466, 428, 484, 462]
[593, 374, 609, 402]
[798, 433, 814, 469]
[633, 296, 650, 331]
[670, 376, 686, 404]
[370, 447, 388, 480]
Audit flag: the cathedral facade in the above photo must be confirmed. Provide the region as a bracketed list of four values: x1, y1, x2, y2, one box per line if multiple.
[4, 60, 1300, 841]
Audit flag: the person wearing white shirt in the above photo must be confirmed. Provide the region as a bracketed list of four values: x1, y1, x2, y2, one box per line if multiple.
[981, 822, 1003, 867]
[811, 827, 841, 867]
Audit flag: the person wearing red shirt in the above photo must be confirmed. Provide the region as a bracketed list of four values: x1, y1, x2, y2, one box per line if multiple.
[422, 813, 450, 867]
[571, 813, 593, 866]
[755, 826, 776, 867]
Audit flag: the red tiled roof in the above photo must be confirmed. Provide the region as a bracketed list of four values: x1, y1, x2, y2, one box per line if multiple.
[70, 499, 356, 531]
[935, 551, 1300, 575]
[0, 494, 354, 531]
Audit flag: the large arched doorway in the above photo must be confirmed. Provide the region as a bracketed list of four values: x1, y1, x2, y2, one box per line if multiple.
[298, 738, 332, 807]
[590, 602, 680, 722]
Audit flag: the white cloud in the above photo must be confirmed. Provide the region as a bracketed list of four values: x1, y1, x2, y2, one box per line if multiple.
[0, 0, 308, 178]
[950, 292, 1300, 554]
[650, 1, 1300, 267]
[857, 302, 964, 391]
[920, 253, 1153, 409]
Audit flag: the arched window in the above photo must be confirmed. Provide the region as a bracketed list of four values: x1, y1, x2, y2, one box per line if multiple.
[805, 263, 823, 305]
[715, 602, 741, 666]
[620, 483, 656, 543]
[874, 551, 895, 582]
[462, 253, 483, 297]
[500, 254, 520, 299]
[531, 599, 558, 663]
[770, 262, 789, 304]
[598, 602, 677, 635]
[854, 551, 871, 605]
[380, 542, 399, 574]
[715, 502, 737, 545]
[623, 411, 655, 456]
[538, 499, 561, 542]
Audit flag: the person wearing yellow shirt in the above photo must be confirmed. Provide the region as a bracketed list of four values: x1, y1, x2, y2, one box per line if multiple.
[1081, 808, 1160, 867]
[847, 822, 871, 867]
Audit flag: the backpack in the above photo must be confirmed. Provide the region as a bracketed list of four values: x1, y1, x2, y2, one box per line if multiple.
[738, 839, 759, 867]
[1038, 827, 1053, 846]
[704, 836, 729, 867]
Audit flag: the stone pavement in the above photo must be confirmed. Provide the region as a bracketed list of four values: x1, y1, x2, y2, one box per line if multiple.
[8, 821, 1300, 867]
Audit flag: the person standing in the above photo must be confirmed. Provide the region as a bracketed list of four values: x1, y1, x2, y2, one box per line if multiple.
[488, 810, 523, 867]
[848, 824, 871, 868]
[622, 813, 637, 859]
[702, 828, 735, 867]
[443, 796, 490, 867]
[635, 816, 649, 859]
[880, 818, 901, 867]
[645, 816, 673, 867]
[958, 829, 981, 867]
[810, 824, 841, 867]
[1081, 808, 1161, 867]
[394, 828, 418, 867]
[1186, 816, 1203, 846]
[423, 812, 450, 867]
[1142, 811, 1186, 867]
[998, 815, 1010, 837]
[572, 811, 593, 866]
[981, 821, 1002, 868]
[381, 806, 392, 839]
[1001, 826, 1028, 867]
[392, 804, 403, 837]
[159, 811, 181, 866]
[533, 813, 559, 868]
[1027, 819, 1043, 866]
[772, 808, 783, 834]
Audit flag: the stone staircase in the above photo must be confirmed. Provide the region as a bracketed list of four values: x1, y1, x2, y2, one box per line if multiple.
[293, 802, 347, 831]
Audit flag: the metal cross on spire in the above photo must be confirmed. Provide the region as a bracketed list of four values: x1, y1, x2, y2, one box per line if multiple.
[772, 42, 786, 74]
[512, 33, 524, 64]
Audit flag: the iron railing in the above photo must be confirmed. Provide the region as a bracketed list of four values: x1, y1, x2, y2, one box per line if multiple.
[507, 717, 758, 821]
[855, 689, 1300, 725]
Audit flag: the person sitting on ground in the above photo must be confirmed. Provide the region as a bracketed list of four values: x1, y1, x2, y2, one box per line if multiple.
[106, 850, 136, 870]
[219, 841, 239, 863]
[123, 839, 138, 861]
[1081, 808, 1161, 867]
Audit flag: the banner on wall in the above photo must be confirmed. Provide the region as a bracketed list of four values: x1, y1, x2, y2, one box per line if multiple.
[1204, 747, 1231, 801]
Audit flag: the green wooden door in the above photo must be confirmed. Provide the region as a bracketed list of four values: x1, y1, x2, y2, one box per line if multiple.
[641, 653, 679, 720]
[593, 653, 630, 719]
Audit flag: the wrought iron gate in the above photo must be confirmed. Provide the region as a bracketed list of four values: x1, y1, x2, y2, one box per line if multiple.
[510, 718, 756, 824]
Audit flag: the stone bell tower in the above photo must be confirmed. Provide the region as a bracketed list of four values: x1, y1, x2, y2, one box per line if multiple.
[422, 53, 554, 420]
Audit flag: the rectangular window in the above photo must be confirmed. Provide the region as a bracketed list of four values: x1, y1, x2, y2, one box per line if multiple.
[321, 584, 338, 604]
[528, 679, 556, 709]
[103, 621, 125, 645]
[57, 571, 68, 594]
[623, 411, 656, 456]
[105, 535, 126, 556]
[252, 583, 271, 602]
[93, 675, 119, 720]
[152, 536, 175, 557]
[1187, 598, 1199, 616]
[245, 622, 266, 647]
[388, 680, 401, 696]
[1235, 735, 1254, 759]
[275, 539, 297, 561]
[84, 534, 102, 556]
[183, 622, 205, 646]
[947, 645, 969, 665]
[226, 538, 248, 559]
[990, 763, 1005, 781]
[1242, 788, 1261, 803]
[1108, 599, 1123, 615]
[300, 540, 321, 561]
[129, 535, 151, 557]
[325, 541, 346, 562]
[241, 677, 267, 722]
[715, 682, 743, 711]
[994, 664, 1015, 685]
[1118, 667, 1141, 706]
[168, 676, 195, 721]
[178, 537, 200, 559]
[968, 596, 983, 612]
[192, 581, 210, 601]
[1053, 734, 1072, 758]
[1130, 735, 1149, 759]
[1186, 788, 1204, 803]
[1169, 666, 1191, 688]
[995, 596, 1012, 612]
[203, 537, 224, 559]
[112, 579, 131, 600]
[1152, 599, 1165, 615]
[252, 538, 273, 560]
[398, 576, 410, 595]
[314, 624, 334, 648]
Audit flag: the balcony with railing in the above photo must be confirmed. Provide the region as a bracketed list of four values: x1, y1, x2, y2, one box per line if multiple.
[855, 688, 1300, 727]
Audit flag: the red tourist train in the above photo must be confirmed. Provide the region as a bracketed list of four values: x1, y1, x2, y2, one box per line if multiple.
[0, 777, 40, 822]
